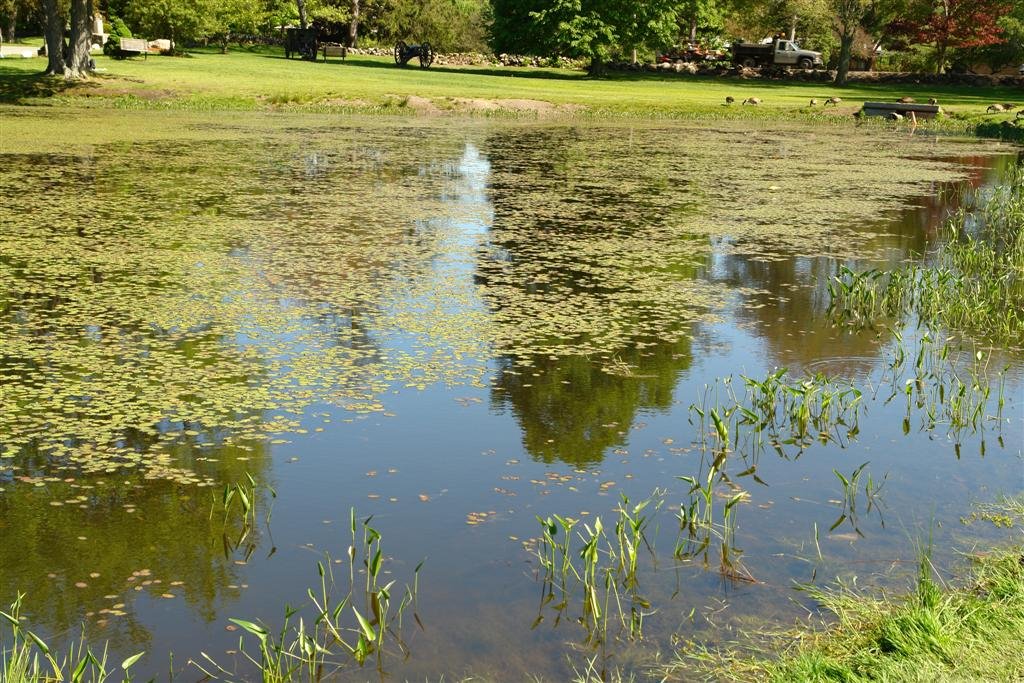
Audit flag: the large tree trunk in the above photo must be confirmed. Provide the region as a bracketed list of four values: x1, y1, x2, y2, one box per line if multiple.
[348, 0, 359, 47]
[834, 29, 855, 85]
[66, 0, 93, 78]
[41, 0, 67, 76]
[789, 14, 797, 41]
[297, 0, 308, 29]
[689, 19, 697, 42]
[4, 5, 16, 43]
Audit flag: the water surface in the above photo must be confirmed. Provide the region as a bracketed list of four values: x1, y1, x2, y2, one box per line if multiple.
[1, 112, 1021, 680]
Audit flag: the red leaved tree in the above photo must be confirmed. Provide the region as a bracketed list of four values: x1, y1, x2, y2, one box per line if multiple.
[888, 0, 1011, 73]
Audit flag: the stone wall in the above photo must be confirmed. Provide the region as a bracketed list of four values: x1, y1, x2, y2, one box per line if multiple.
[609, 59, 1024, 87]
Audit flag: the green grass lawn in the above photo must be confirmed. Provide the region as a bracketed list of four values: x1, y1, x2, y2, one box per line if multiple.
[0, 44, 1021, 125]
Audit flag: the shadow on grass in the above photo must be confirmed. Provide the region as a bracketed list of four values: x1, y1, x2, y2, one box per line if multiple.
[172, 46, 1023, 102]
[258, 52, 590, 81]
[0, 64, 91, 103]
[248, 54, 1022, 102]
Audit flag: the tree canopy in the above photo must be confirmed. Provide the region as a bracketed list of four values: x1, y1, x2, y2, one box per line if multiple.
[15, 0, 1021, 80]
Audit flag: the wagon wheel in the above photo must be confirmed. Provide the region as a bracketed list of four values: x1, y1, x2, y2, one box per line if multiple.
[419, 42, 434, 68]
[394, 41, 406, 66]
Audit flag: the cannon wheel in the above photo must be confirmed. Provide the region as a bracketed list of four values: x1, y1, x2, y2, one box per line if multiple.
[394, 41, 406, 66]
[419, 42, 434, 69]
[299, 39, 317, 61]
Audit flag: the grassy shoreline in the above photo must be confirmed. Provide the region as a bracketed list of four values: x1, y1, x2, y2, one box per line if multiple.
[668, 542, 1024, 682]
[1, 46, 1023, 141]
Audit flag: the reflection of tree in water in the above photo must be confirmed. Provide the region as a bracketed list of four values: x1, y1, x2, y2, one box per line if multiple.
[491, 340, 693, 466]
[702, 153, 1018, 374]
[0, 136, 471, 650]
[0, 435, 272, 652]
[477, 128, 710, 466]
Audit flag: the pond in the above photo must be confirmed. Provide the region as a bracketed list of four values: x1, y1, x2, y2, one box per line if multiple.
[0, 110, 1021, 681]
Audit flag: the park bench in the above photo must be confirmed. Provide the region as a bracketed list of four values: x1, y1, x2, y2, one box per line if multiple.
[117, 38, 149, 59]
[861, 102, 942, 119]
[322, 44, 347, 61]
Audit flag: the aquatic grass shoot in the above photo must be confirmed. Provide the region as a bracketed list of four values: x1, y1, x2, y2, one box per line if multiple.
[878, 332, 1009, 450]
[830, 461, 887, 534]
[689, 368, 864, 461]
[533, 491, 664, 644]
[192, 508, 423, 681]
[0, 594, 144, 683]
[827, 163, 1024, 345]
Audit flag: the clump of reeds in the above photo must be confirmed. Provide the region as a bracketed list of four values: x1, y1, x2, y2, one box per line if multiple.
[689, 369, 864, 461]
[1, 594, 144, 682]
[192, 508, 422, 681]
[533, 491, 664, 643]
[828, 164, 1024, 344]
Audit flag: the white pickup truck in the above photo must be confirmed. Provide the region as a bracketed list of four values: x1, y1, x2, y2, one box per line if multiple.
[732, 38, 823, 70]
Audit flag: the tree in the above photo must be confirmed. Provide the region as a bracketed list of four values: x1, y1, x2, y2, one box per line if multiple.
[125, 0, 214, 49]
[833, 0, 870, 83]
[725, 0, 831, 51]
[348, 0, 358, 45]
[0, 0, 35, 43]
[489, 0, 552, 55]
[527, 0, 678, 71]
[375, 0, 487, 51]
[858, 0, 909, 69]
[208, 0, 265, 52]
[40, 0, 67, 75]
[66, 0, 93, 78]
[676, 0, 725, 43]
[955, 0, 1024, 72]
[888, 0, 1012, 73]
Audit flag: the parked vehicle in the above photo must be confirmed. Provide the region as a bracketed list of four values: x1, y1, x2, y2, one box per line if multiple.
[732, 38, 822, 69]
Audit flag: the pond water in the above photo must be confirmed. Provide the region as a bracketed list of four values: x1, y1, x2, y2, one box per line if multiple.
[0, 112, 1022, 681]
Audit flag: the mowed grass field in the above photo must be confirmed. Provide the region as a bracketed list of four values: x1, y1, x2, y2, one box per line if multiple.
[0, 43, 1021, 122]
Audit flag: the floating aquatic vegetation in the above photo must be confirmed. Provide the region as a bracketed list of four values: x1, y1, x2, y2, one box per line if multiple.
[0, 116, 1010, 483]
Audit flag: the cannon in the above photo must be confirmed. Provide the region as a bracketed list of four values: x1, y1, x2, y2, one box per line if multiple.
[284, 27, 319, 61]
[394, 41, 434, 68]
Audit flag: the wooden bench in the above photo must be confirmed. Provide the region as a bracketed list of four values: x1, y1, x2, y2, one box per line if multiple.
[861, 102, 942, 119]
[117, 38, 149, 59]
[321, 44, 347, 62]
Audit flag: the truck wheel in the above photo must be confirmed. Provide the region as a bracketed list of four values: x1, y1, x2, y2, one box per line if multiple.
[799, 57, 813, 70]
[741, 57, 757, 68]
